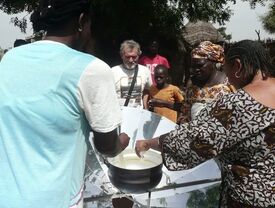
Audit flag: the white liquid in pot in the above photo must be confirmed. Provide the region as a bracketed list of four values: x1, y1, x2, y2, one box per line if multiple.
[108, 149, 162, 170]
[113, 158, 158, 169]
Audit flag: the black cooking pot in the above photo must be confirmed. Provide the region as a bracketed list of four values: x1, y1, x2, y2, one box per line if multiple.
[106, 149, 163, 194]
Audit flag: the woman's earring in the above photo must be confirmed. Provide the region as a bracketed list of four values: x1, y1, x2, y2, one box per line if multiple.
[215, 63, 222, 71]
[235, 71, 241, 78]
[78, 28, 82, 32]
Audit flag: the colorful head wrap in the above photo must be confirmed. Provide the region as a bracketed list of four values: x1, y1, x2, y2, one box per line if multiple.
[191, 41, 224, 63]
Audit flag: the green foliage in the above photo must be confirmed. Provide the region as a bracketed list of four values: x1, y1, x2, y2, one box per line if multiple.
[0, 0, 270, 35]
[10, 16, 27, 33]
[89, 0, 184, 63]
[261, 3, 275, 34]
[0, 0, 270, 76]
[0, 0, 37, 14]
[0, 0, 37, 33]
[177, 0, 232, 25]
[218, 27, 232, 41]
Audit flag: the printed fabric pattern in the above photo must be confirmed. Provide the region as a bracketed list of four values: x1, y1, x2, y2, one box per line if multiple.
[161, 89, 275, 207]
[179, 78, 235, 123]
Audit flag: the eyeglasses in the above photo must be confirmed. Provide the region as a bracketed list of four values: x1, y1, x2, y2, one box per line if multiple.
[124, 55, 138, 60]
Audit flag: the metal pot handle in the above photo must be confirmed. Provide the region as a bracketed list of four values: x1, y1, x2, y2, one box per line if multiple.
[163, 171, 171, 185]
[100, 155, 110, 168]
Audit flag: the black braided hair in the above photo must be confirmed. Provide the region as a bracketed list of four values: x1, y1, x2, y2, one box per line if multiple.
[226, 40, 275, 84]
[30, 0, 91, 32]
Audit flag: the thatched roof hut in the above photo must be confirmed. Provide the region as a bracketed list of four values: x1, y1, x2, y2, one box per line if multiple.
[183, 20, 224, 46]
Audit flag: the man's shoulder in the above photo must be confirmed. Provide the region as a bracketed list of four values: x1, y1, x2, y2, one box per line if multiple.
[156, 54, 168, 61]
[138, 64, 151, 76]
[110, 65, 125, 74]
[138, 64, 150, 71]
[139, 55, 150, 62]
[111, 65, 131, 80]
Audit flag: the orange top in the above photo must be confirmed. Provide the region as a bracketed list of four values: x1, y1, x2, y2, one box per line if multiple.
[149, 84, 184, 122]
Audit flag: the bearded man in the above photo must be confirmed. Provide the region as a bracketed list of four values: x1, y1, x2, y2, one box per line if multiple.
[111, 40, 152, 108]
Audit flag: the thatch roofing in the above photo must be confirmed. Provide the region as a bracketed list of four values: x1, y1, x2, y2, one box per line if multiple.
[182, 20, 224, 46]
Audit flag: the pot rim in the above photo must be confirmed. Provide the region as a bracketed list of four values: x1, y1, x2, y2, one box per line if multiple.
[107, 148, 163, 170]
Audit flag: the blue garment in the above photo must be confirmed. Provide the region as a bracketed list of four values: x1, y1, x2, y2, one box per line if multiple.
[0, 41, 95, 208]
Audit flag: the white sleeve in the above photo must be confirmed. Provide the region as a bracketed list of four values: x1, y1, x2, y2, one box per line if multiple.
[146, 68, 153, 88]
[77, 59, 122, 133]
[140, 65, 153, 90]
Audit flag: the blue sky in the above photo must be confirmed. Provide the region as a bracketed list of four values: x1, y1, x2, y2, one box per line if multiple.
[0, 0, 273, 49]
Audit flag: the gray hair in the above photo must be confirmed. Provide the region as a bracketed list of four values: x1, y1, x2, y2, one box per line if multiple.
[120, 40, 142, 56]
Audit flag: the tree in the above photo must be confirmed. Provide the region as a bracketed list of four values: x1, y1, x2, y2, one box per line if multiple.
[261, 2, 275, 34]
[217, 27, 232, 42]
[0, 0, 37, 32]
[82, 0, 269, 67]
[0, 0, 270, 84]
[0, 0, 269, 35]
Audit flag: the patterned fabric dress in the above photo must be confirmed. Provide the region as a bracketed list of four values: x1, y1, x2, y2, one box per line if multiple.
[161, 89, 275, 207]
[179, 79, 235, 123]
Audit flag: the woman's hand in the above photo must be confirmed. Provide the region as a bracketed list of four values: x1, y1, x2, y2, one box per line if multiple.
[135, 140, 151, 157]
[135, 137, 161, 157]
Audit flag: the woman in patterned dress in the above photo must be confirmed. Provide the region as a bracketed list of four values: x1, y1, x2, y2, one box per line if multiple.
[135, 40, 275, 208]
[182, 41, 235, 122]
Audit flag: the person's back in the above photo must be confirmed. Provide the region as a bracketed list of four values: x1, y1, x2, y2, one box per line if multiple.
[0, 1, 129, 207]
[0, 40, 97, 208]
